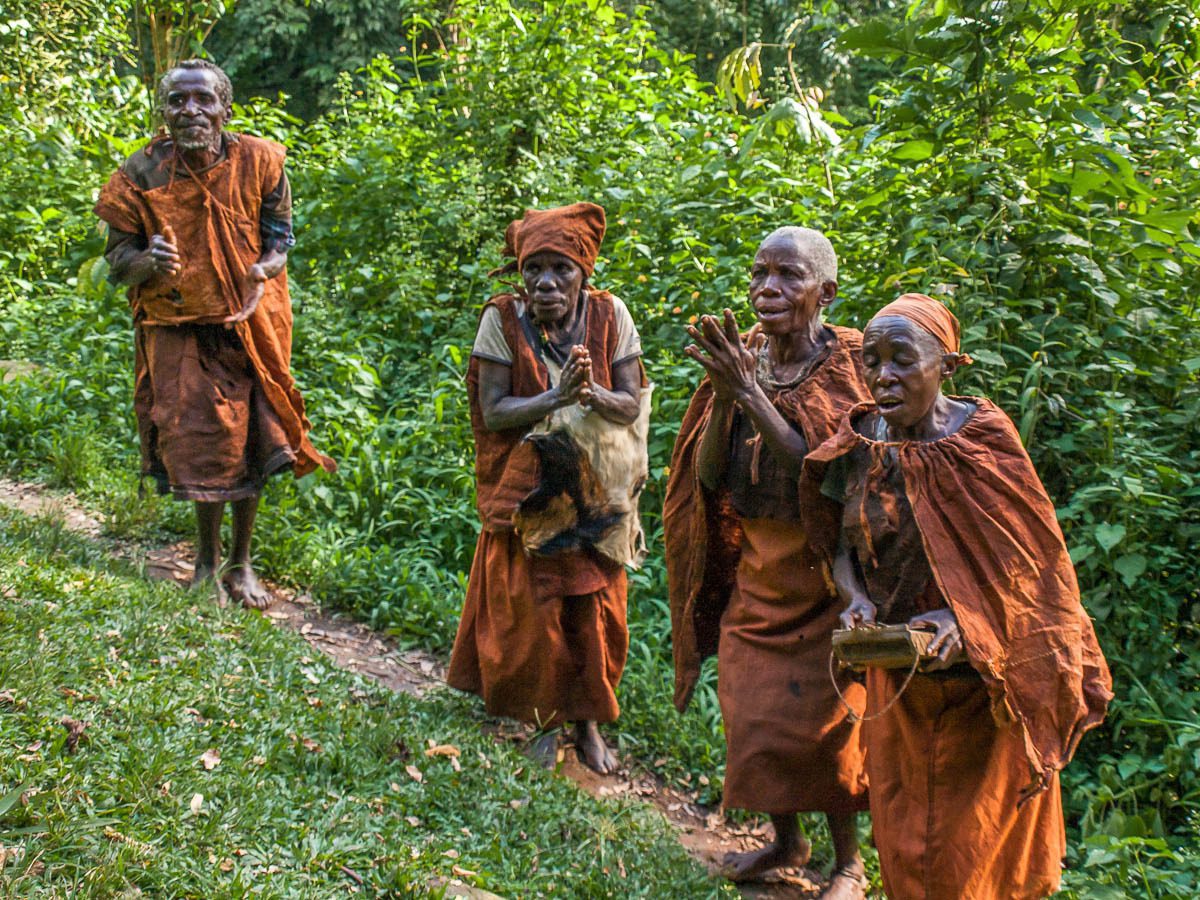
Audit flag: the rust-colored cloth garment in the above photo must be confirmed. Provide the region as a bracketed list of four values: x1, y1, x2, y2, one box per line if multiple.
[135, 324, 294, 500]
[865, 669, 1066, 900]
[720, 518, 869, 813]
[448, 529, 627, 725]
[802, 399, 1113, 899]
[803, 398, 1112, 791]
[825, 429, 948, 624]
[870, 292, 973, 364]
[94, 133, 335, 482]
[499, 202, 606, 277]
[663, 325, 872, 814]
[448, 290, 634, 724]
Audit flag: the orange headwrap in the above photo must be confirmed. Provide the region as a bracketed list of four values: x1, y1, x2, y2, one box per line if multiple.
[869, 292, 973, 365]
[495, 201, 607, 278]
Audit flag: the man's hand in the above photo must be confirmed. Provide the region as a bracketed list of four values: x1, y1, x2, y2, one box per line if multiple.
[839, 596, 878, 630]
[685, 309, 763, 403]
[909, 607, 965, 670]
[225, 263, 268, 325]
[556, 345, 592, 407]
[143, 226, 181, 278]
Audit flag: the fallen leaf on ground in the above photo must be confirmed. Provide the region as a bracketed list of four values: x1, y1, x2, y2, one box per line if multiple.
[219, 858, 234, 872]
[405, 764, 423, 783]
[405, 816, 421, 827]
[199, 748, 221, 771]
[60, 716, 89, 753]
[443, 848, 460, 859]
[424, 744, 461, 758]
[190, 793, 204, 814]
[452, 864, 477, 878]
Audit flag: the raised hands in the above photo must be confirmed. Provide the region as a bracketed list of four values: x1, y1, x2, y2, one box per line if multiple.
[685, 308, 764, 402]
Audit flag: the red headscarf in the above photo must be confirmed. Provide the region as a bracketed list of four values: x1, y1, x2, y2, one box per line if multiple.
[496, 202, 607, 277]
[870, 292, 973, 365]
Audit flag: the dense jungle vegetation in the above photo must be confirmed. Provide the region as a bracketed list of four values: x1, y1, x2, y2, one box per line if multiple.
[1, 0, 1198, 895]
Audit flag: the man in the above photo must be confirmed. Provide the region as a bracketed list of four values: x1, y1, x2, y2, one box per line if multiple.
[664, 228, 871, 897]
[94, 59, 335, 607]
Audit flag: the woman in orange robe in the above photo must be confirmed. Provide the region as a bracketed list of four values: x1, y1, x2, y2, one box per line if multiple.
[803, 293, 1113, 899]
[664, 227, 871, 897]
[447, 202, 645, 774]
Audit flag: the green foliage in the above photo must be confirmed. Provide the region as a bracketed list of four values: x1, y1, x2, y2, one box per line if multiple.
[1, 0, 1198, 893]
[205, 0, 442, 116]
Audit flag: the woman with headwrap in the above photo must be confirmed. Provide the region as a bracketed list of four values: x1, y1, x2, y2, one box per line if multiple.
[447, 202, 647, 774]
[664, 227, 871, 897]
[802, 292, 1113, 899]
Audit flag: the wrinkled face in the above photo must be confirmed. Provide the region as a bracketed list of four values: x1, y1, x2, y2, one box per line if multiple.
[522, 251, 585, 326]
[747, 235, 835, 336]
[862, 316, 951, 429]
[163, 68, 229, 153]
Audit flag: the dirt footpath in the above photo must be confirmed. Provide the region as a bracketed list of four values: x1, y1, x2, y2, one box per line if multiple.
[0, 477, 829, 898]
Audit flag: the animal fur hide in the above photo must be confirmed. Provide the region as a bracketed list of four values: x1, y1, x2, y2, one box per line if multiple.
[514, 386, 652, 567]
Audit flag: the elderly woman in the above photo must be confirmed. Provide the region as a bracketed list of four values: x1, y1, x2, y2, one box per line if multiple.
[447, 202, 646, 774]
[803, 293, 1113, 899]
[664, 227, 871, 896]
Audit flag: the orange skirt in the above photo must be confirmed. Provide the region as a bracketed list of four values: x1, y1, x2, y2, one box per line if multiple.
[718, 517, 868, 815]
[447, 528, 628, 726]
[135, 324, 294, 501]
[865, 669, 1066, 900]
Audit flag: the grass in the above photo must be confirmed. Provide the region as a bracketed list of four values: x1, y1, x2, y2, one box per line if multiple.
[0, 507, 732, 898]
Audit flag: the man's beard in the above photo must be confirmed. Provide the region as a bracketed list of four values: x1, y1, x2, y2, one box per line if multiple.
[174, 129, 219, 152]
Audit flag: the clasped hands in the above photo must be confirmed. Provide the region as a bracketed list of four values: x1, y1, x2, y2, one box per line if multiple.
[840, 597, 965, 671]
[684, 309, 765, 403]
[141, 229, 268, 325]
[554, 345, 596, 408]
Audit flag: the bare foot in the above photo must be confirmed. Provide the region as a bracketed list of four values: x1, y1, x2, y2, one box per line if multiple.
[222, 564, 274, 609]
[574, 721, 619, 775]
[819, 861, 867, 899]
[190, 557, 219, 590]
[528, 729, 560, 770]
[722, 834, 812, 883]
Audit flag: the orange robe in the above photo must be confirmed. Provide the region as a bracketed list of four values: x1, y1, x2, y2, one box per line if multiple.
[664, 326, 871, 814]
[803, 399, 1114, 899]
[447, 291, 634, 725]
[94, 134, 334, 495]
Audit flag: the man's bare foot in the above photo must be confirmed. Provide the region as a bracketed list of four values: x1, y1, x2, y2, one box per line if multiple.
[574, 721, 618, 775]
[528, 729, 560, 770]
[222, 564, 273, 609]
[722, 833, 812, 883]
[190, 558, 219, 589]
[819, 861, 867, 899]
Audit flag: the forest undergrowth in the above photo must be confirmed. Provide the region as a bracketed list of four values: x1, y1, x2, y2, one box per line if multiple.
[1, 1, 1198, 896]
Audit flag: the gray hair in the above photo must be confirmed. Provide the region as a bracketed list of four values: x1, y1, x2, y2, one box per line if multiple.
[760, 226, 838, 285]
[156, 59, 233, 112]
